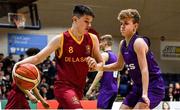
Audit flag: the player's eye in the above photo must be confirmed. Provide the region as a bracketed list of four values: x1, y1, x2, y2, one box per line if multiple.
[85, 21, 89, 24]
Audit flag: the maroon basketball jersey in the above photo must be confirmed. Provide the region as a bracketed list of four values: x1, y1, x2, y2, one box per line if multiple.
[55, 29, 93, 90]
[5, 83, 30, 109]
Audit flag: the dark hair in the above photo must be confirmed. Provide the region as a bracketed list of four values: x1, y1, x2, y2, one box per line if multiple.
[0, 53, 4, 56]
[26, 48, 40, 56]
[73, 5, 95, 18]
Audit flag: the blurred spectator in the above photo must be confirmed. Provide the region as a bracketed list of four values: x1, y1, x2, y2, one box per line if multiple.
[26, 48, 40, 57]
[84, 71, 97, 96]
[1, 57, 15, 71]
[0, 62, 3, 71]
[40, 84, 54, 100]
[3, 74, 12, 97]
[173, 82, 180, 101]
[0, 53, 4, 62]
[0, 70, 6, 99]
[8, 54, 16, 66]
[41, 56, 56, 86]
[18, 54, 24, 61]
[1, 57, 14, 83]
[162, 101, 170, 110]
[168, 83, 174, 101]
[118, 67, 132, 98]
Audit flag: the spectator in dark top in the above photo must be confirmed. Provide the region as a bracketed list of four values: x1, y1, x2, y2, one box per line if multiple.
[40, 84, 54, 100]
[119, 68, 132, 98]
[0, 70, 6, 99]
[18, 54, 24, 61]
[173, 82, 180, 101]
[0, 53, 4, 62]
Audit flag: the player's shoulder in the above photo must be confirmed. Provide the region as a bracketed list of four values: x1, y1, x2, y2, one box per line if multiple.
[88, 32, 96, 37]
[118, 40, 125, 48]
[101, 51, 109, 62]
[88, 32, 98, 40]
[134, 36, 147, 45]
[134, 36, 149, 50]
[135, 37, 144, 42]
[49, 33, 64, 48]
[52, 33, 64, 41]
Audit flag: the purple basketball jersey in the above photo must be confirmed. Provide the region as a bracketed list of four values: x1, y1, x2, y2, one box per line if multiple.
[99, 50, 118, 93]
[121, 34, 162, 86]
[121, 34, 165, 109]
[97, 50, 118, 109]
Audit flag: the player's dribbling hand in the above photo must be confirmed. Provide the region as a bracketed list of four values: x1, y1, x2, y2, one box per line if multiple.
[12, 62, 21, 75]
[85, 56, 97, 70]
[142, 95, 150, 107]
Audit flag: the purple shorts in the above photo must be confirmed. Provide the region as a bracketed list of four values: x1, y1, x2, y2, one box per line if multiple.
[97, 91, 117, 109]
[123, 78, 165, 109]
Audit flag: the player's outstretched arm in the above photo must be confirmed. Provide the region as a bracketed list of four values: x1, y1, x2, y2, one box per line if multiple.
[32, 87, 50, 109]
[86, 52, 108, 97]
[103, 40, 125, 71]
[12, 34, 63, 74]
[134, 38, 150, 107]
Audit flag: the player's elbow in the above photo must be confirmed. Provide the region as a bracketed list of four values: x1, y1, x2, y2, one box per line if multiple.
[141, 68, 149, 76]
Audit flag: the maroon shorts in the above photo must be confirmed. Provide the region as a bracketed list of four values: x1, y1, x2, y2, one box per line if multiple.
[5, 87, 30, 109]
[54, 81, 83, 109]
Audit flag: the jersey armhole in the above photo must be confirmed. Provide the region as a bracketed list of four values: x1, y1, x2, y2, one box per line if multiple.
[120, 40, 125, 53]
[89, 33, 95, 56]
[56, 34, 64, 59]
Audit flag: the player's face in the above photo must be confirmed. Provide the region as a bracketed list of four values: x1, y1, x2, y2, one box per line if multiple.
[120, 18, 137, 38]
[99, 40, 105, 50]
[76, 15, 93, 34]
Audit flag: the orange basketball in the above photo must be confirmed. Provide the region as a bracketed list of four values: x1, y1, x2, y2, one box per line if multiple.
[13, 63, 40, 90]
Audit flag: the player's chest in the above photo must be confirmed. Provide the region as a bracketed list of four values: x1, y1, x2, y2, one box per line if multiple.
[63, 41, 92, 56]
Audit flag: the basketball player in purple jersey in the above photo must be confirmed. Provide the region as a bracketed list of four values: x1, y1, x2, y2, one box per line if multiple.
[12, 5, 103, 109]
[96, 9, 165, 109]
[86, 34, 118, 109]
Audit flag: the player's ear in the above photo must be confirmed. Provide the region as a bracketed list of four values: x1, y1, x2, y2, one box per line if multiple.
[72, 16, 78, 22]
[132, 23, 138, 33]
[134, 23, 139, 29]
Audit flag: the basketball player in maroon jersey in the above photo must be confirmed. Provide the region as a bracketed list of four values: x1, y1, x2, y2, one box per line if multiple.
[5, 83, 49, 109]
[5, 51, 49, 109]
[13, 5, 103, 109]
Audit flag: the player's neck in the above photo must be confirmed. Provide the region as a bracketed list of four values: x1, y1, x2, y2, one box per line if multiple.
[70, 27, 83, 40]
[104, 47, 112, 51]
[125, 32, 135, 46]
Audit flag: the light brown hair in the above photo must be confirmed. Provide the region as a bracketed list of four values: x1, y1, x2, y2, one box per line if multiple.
[100, 34, 113, 46]
[117, 9, 141, 23]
